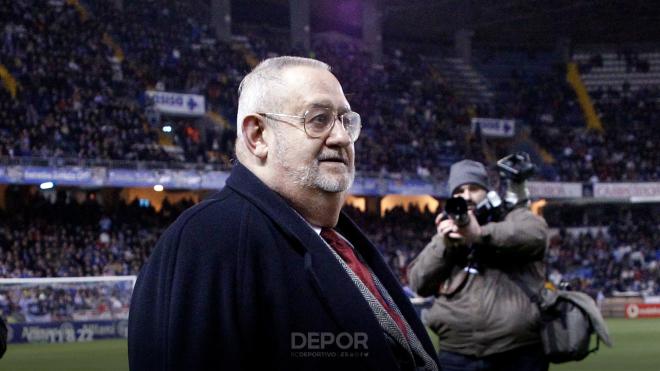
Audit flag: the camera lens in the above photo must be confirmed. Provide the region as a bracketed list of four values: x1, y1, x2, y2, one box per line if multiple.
[445, 198, 470, 227]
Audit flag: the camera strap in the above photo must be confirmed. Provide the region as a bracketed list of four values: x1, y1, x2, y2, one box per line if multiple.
[437, 244, 479, 298]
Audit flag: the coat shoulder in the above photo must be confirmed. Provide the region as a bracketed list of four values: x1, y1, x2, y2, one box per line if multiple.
[154, 188, 281, 262]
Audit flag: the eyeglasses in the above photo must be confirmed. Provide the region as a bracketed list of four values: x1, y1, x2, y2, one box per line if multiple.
[257, 107, 362, 142]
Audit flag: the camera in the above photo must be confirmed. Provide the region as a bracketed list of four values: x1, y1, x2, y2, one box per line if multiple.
[443, 190, 504, 227]
[474, 190, 505, 224]
[496, 152, 536, 209]
[497, 152, 535, 183]
[444, 197, 471, 227]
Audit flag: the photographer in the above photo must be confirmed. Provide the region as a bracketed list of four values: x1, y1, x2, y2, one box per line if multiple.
[408, 159, 549, 371]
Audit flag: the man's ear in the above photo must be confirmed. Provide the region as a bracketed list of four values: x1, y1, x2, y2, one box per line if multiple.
[241, 115, 269, 159]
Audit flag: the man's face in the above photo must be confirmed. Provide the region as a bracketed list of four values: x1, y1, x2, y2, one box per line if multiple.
[267, 66, 355, 193]
[452, 184, 487, 210]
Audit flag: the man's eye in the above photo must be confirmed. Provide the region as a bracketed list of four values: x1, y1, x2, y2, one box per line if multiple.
[309, 113, 332, 126]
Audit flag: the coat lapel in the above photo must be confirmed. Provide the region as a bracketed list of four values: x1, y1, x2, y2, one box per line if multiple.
[336, 216, 439, 361]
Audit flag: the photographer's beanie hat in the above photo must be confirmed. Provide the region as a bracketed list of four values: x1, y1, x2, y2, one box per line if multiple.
[448, 160, 490, 195]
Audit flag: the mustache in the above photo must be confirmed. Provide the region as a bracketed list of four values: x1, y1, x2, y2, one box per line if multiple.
[317, 150, 349, 164]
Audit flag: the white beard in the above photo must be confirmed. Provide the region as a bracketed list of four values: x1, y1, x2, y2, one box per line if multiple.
[273, 131, 354, 193]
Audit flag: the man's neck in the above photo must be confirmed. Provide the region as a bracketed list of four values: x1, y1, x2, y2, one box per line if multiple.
[279, 186, 345, 228]
[243, 161, 345, 227]
[283, 191, 346, 228]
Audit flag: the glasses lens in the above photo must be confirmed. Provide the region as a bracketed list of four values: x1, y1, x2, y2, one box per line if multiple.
[304, 108, 334, 137]
[343, 112, 361, 141]
[304, 108, 361, 141]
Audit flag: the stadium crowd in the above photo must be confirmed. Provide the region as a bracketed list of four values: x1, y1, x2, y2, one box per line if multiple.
[0, 189, 192, 278]
[0, 189, 658, 320]
[546, 219, 659, 299]
[478, 60, 659, 182]
[0, 0, 508, 181]
[0, 282, 132, 324]
[536, 82, 657, 183]
[0, 0, 174, 163]
[2, 0, 659, 182]
[0, 0, 659, 322]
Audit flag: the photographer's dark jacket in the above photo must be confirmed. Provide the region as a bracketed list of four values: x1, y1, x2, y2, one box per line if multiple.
[129, 162, 439, 371]
[408, 207, 548, 357]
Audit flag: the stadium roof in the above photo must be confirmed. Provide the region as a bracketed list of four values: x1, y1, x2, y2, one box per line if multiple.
[233, 0, 660, 48]
[382, 0, 660, 47]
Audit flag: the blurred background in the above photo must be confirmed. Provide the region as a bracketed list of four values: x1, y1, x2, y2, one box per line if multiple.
[0, 0, 658, 370]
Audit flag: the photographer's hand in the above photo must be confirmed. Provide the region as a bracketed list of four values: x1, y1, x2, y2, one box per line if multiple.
[459, 210, 483, 244]
[436, 215, 464, 241]
[437, 211, 482, 244]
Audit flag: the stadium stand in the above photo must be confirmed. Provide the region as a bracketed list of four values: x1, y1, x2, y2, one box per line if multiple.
[0, 0, 658, 328]
[573, 50, 659, 91]
[0, 0, 238, 167]
[0, 0, 479, 179]
[0, 0, 175, 163]
[544, 203, 660, 297]
[473, 49, 659, 182]
[546, 219, 659, 299]
[2, 0, 658, 181]
[0, 280, 133, 324]
[2, 190, 657, 325]
[0, 188, 192, 278]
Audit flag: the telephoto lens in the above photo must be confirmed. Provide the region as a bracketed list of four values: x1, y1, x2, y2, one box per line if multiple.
[444, 197, 470, 227]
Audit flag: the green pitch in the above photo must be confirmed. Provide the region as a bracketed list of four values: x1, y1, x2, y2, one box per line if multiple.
[426, 318, 660, 371]
[1, 338, 128, 371]
[2, 319, 659, 370]
[550, 318, 660, 371]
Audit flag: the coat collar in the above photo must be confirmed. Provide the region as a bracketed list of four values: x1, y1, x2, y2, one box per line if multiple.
[225, 162, 438, 369]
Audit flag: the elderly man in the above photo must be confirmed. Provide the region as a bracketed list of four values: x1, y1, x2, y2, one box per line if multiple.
[129, 57, 438, 371]
[408, 159, 549, 371]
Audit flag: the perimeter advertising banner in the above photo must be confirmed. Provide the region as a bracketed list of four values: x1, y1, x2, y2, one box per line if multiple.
[625, 303, 660, 319]
[471, 117, 516, 138]
[6, 320, 129, 344]
[145, 90, 206, 116]
[593, 182, 660, 199]
[0, 166, 106, 186]
[527, 181, 583, 198]
[0, 166, 228, 190]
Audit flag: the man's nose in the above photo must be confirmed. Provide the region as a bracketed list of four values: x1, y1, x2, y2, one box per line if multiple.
[459, 189, 471, 201]
[326, 118, 351, 147]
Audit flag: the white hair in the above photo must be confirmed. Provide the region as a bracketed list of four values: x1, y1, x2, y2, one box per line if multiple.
[235, 56, 331, 140]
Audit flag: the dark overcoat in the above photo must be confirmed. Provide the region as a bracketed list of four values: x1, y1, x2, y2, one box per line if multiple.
[128, 162, 438, 370]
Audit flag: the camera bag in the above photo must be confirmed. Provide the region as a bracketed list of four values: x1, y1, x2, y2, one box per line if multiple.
[512, 280, 612, 363]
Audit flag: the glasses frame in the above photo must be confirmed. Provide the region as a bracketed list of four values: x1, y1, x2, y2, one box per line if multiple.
[256, 108, 361, 142]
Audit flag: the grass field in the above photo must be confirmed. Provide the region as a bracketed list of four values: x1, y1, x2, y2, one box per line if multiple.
[1, 319, 659, 370]
[426, 318, 660, 371]
[1, 338, 128, 371]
